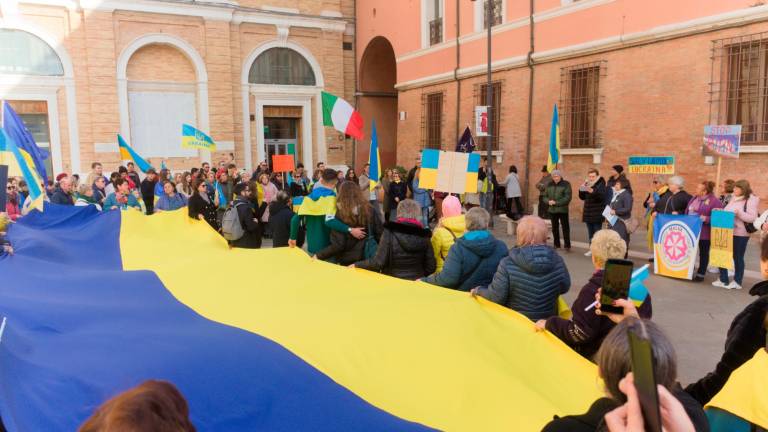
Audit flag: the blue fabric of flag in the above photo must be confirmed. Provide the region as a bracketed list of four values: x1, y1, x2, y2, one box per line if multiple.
[455, 127, 476, 153]
[2, 101, 48, 183]
[369, 120, 381, 188]
[0, 205, 431, 432]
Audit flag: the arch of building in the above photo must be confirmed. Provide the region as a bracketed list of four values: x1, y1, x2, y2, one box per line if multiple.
[358, 36, 397, 170]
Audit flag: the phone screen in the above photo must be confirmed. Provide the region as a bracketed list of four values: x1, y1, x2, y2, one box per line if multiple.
[600, 259, 634, 314]
[628, 329, 662, 432]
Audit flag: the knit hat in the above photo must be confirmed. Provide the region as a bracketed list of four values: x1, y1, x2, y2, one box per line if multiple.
[442, 195, 462, 218]
[550, 169, 563, 178]
[612, 165, 624, 174]
[55, 173, 68, 182]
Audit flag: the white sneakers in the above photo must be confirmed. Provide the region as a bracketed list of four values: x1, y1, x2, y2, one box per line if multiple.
[584, 251, 592, 257]
[712, 280, 742, 290]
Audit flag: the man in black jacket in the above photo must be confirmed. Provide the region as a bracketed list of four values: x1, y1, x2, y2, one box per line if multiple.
[50, 177, 73, 205]
[406, 154, 421, 197]
[140, 169, 157, 215]
[231, 183, 262, 249]
[578, 168, 607, 255]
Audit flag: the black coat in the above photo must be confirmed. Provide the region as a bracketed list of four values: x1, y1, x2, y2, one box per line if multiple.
[542, 385, 709, 432]
[685, 280, 768, 405]
[140, 179, 156, 213]
[605, 173, 633, 203]
[268, 201, 294, 248]
[188, 193, 219, 230]
[578, 177, 607, 223]
[50, 188, 73, 205]
[315, 207, 384, 265]
[655, 190, 692, 215]
[355, 221, 435, 280]
[388, 181, 408, 210]
[230, 198, 262, 249]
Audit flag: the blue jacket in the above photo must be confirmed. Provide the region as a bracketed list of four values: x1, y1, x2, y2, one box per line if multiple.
[422, 231, 508, 292]
[476, 244, 571, 321]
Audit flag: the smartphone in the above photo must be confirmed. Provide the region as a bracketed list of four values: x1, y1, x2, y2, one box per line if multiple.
[628, 328, 662, 432]
[600, 259, 634, 314]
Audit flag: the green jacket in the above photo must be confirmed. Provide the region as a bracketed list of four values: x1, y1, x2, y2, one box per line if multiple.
[289, 214, 349, 256]
[544, 180, 572, 214]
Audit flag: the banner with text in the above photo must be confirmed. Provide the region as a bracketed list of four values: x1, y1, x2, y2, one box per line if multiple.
[703, 125, 741, 158]
[628, 156, 675, 175]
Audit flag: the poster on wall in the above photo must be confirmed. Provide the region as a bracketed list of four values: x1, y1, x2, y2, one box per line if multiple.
[703, 125, 741, 158]
[709, 209, 735, 270]
[627, 156, 675, 175]
[474, 106, 488, 137]
[653, 214, 703, 280]
[419, 149, 481, 194]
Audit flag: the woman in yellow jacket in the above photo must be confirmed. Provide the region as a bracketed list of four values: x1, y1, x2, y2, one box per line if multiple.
[431, 195, 466, 273]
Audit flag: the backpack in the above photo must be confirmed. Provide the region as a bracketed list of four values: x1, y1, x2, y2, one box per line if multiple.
[221, 202, 247, 241]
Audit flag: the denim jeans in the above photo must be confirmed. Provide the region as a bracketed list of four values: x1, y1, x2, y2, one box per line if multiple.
[586, 222, 602, 243]
[719, 236, 749, 285]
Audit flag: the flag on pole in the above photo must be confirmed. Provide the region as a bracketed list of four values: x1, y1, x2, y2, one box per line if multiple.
[118, 134, 152, 173]
[368, 121, 381, 192]
[3, 101, 49, 183]
[0, 128, 44, 211]
[455, 126, 476, 153]
[321, 91, 364, 140]
[182, 124, 217, 152]
[286, 143, 297, 186]
[547, 104, 560, 173]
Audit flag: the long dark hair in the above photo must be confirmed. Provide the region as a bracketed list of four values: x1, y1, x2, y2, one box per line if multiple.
[336, 181, 369, 227]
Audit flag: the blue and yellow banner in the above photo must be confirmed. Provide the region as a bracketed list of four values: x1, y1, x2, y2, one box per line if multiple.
[653, 214, 702, 280]
[628, 156, 675, 175]
[706, 349, 768, 430]
[118, 134, 152, 173]
[710, 209, 735, 270]
[297, 186, 336, 216]
[547, 104, 560, 173]
[182, 124, 216, 152]
[419, 149, 480, 194]
[0, 128, 44, 211]
[369, 120, 381, 192]
[0, 204, 606, 431]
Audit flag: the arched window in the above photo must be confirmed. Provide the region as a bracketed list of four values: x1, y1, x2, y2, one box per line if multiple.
[0, 29, 64, 76]
[248, 48, 316, 86]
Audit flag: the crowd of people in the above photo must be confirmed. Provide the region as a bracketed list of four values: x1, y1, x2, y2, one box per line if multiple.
[2, 152, 768, 431]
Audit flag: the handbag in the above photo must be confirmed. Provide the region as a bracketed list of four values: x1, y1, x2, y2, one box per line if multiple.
[744, 201, 758, 234]
[622, 217, 640, 234]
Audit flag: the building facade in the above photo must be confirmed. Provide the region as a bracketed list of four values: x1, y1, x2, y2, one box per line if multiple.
[356, 0, 768, 215]
[0, 0, 355, 176]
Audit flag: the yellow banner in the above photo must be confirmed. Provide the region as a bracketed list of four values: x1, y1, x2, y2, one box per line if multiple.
[710, 227, 734, 270]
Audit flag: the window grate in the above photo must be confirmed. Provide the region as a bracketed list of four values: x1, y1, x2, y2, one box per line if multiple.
[474, 81, 502, 151]
[422, 92, 445, 149]
[559, 61, 605, 149]
[710, 32, 768, 144]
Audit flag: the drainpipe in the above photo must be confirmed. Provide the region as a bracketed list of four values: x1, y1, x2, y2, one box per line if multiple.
[352, 0, 358, 169]
[523, 0, 535, 212]
[454, 0, 461, 143]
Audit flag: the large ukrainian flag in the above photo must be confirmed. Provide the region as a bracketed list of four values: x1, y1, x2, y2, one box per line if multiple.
[0, 205, 604, 431]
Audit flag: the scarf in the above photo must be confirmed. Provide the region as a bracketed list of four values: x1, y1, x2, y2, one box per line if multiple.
[611, 189, 625, 204]
[76, 193, 97, 205]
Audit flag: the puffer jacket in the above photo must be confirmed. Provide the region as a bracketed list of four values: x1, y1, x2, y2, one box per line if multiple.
[475, 244, 571, 320]
[422, 231, 508, 291]
[315, 208, 384, 265]
[685, 280, 768, 405]
[355, 220, 436, 280]
[544, 180, 572, 214]
[268, 201, 295, 248]
[545, 270, 653, 359]
[578, 177, 607, 223]
[431, 215, 466, 272]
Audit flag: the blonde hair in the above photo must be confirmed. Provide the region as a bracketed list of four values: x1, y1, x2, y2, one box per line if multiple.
[396, 199, 422, 220]
[590, 229, 627, 267]
[78, 183, 92, 196]
[516, 216, 548, 246]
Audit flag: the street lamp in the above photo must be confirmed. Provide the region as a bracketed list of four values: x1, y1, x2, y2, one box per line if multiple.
[471, 0, 495, 225]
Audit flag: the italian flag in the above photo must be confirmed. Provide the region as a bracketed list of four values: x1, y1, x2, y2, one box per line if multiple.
[321, 91, 364, 140]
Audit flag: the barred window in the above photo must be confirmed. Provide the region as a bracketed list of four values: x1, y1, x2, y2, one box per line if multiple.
[560, 62, 605, 148]
[710, 33, 768, 144]
[423, 92, 444, 149]
[249, 48, 316, 86]
[474, 82, 501, 151]
[483, 0, 503, 29]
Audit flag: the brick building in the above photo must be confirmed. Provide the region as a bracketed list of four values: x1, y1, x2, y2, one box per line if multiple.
[356, 0, 768, 216]
[0, 0, 355, 176]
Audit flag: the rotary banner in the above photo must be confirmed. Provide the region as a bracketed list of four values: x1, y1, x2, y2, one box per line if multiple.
[709, 209, 735, 270]
[653, 214, 703, 280]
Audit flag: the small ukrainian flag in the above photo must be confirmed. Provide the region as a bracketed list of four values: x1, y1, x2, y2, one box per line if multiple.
[182, 124, 216, 152]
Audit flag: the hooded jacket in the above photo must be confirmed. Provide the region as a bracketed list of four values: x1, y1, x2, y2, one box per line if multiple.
[578, 177, 607, 223]
[545, 270, 653, 359]
[230, 197, 262, 249]
[355, 221, 436, 280]
[431, 215, 466, 272]
[422, 231, 508, 291]
[268, 200, 295, 248]
[475, 244, 571, 321]
[685, 280, 768, 405]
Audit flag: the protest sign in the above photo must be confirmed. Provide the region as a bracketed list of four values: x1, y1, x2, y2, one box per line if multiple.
[710, 209, 735, 270]
[653, 214, 703, 280]
[703, 125, 741, 158]
[627, 156, 675, 175]
[474, 106, 488, 137]
[271, 154, 295, 173]
[419, 149, 480, 194]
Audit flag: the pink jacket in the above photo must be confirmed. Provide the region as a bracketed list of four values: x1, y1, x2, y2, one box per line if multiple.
[5, 200, 21, 221]
[722, 195, 759, 237]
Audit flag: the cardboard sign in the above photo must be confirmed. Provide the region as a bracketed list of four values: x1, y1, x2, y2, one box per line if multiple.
[271, 154, 295, 173]
[419, 149, 480, 194]
[474, 106, 488, 137]
[653, 214, 703, 280]
[710, 209, 735, 270]
[703, 125, 741, 158]
[0, 165, 7, 211]
[628, 156, 675, 175]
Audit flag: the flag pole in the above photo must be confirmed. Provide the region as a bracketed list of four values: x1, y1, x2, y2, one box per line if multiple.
[715, 156, 722, 191]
